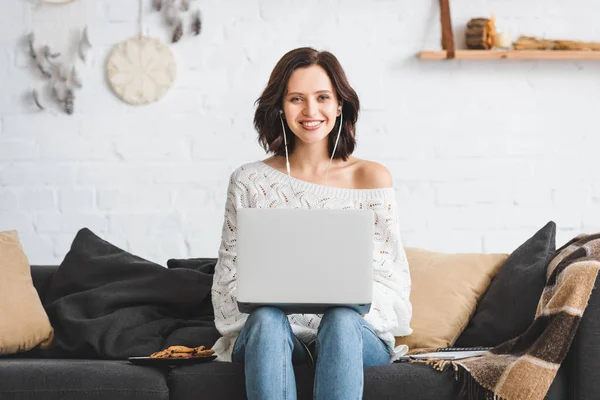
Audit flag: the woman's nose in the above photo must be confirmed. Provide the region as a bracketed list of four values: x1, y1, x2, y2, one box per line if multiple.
[303, 99, 318, 116]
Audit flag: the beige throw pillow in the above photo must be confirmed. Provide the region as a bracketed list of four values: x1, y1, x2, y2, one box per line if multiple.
[0, 231, 53, 354]
[396, 247, 508, 351]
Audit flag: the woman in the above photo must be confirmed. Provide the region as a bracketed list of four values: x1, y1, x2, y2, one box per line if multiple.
[211, 47, 412, 400]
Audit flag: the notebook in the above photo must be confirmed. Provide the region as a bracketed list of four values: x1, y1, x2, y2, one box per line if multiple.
[396, 347, 492, 361]
[407, 350, 489, 360]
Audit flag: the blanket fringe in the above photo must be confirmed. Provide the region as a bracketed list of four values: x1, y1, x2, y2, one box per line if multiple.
[410, 358, 458, 373]
[455, 364, 505, 400]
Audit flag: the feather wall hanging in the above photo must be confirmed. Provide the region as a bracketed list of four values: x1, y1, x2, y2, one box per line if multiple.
[151, 0, 202, 44]
[41, 45, 61, 62]
[70, 67, 83, 88]
[191, 10, 202, 36]
[51, 79, 66, 102]
[164, 1, 180, 26]
[25, 25, 91, 115]
[32, 89, 45, 110]
[27, 33, 37, 59]
[25, 0, 89, 115]
[64, 89, 75, 114]
[172, 17, 184, 43]
[78, 27, 92, 62]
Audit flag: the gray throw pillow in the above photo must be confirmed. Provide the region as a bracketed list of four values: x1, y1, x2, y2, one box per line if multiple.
[455, 221, 556, 347]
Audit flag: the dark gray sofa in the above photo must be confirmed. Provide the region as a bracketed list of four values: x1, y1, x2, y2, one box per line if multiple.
[1, 264, 597, 400]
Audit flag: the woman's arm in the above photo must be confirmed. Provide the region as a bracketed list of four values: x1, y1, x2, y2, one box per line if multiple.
[211, 170, 248, 338]
[363, 193, 413, 338]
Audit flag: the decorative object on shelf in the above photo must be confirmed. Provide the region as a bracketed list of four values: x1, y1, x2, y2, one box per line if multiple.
[151, 0, 202, 43]
[465, 17, 496, 50]
[514, 36, 600, 51]
[465, 16, 511, 50]
[105, 0, 176, 105]
[492, 32, 512, 49]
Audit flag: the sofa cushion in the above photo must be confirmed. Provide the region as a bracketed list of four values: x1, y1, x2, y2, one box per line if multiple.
[167, 361, 460, 400]
[395, 248, 508, 351]
[0, 231, 54, 355]
[455, 221, 556, 347]
[167, 360, 569, 400]
[30, 265, 58, 301]
[43, 228, 219, 359]
[0, 359, 169, 400]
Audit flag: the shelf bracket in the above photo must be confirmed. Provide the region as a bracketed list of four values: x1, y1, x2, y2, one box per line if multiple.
[439, 0, 455, 59]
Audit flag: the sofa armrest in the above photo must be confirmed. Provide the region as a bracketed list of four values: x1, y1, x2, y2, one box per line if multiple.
[567, 274, 600, 399]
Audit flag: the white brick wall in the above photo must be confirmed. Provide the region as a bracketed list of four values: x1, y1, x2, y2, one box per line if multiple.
[1, 0, 599, 264]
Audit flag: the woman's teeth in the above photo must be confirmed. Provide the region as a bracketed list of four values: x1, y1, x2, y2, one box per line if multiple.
[301, 121, 323, 127]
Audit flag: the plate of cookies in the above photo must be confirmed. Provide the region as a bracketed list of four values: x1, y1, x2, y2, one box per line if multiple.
[128, 345, 216, 366]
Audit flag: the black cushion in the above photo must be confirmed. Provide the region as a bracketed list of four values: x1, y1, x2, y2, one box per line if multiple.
[42, 228, 219, 359]
[455, 221, 556, 347]
[30, 265, 57, 301]
[0, 359, 169, 400]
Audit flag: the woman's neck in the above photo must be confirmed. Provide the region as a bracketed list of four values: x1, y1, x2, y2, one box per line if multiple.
[287, 142, 335, 176]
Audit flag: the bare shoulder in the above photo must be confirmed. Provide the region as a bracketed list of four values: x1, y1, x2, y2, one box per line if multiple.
[354, 160, 393, 189]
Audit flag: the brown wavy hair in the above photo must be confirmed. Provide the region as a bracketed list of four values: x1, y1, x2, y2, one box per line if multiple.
[254, 47, 360, 161]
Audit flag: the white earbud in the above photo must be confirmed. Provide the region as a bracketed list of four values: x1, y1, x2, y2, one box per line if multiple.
[279, 112, 295, 198]
[325, 111, 343, 184]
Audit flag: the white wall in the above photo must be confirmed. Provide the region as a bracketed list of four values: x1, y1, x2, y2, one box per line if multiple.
[1, 0, 599, 265]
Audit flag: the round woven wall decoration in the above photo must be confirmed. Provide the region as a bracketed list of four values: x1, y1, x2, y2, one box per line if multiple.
[106, 36, 176, 105]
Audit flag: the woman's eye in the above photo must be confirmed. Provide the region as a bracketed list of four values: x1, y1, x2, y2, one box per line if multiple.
[291, 97, 302, 102]
[318, 95, 330, 100]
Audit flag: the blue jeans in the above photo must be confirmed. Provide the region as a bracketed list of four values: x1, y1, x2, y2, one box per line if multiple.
[232, 306, 391, 400]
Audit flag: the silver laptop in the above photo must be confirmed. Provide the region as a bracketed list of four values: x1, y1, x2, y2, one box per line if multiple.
[236, 208, 374, 314]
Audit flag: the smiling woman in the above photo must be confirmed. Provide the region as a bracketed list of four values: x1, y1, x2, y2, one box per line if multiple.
[254, 47, 359, 165]
[210, 47, 413, 400]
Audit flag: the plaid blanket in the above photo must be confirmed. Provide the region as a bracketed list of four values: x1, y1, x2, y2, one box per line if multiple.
[424, 233, 600, 400]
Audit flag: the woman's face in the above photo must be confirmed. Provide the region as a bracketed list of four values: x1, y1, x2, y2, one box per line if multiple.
[282, 65, 342, 146]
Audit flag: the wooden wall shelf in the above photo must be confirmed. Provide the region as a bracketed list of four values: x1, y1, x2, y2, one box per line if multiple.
[428, 0, 600, 61]
[418, 50, 600, 60]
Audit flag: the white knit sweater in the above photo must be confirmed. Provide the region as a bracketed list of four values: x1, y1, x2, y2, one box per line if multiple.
[210, 160, 413, 362]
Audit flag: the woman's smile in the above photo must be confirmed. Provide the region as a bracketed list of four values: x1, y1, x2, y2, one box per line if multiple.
[299, 120, 325, 130]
